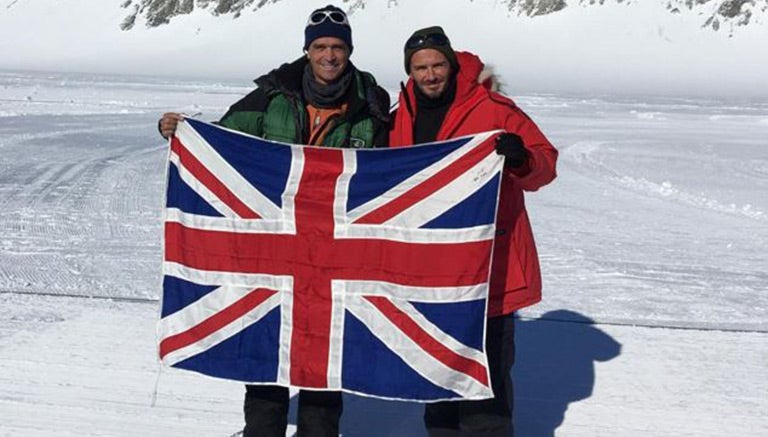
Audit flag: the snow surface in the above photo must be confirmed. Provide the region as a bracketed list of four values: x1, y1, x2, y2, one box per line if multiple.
[0, 69, 766, 436]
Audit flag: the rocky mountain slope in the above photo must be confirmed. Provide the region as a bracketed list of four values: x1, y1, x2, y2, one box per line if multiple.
[121, 0, 767, 34]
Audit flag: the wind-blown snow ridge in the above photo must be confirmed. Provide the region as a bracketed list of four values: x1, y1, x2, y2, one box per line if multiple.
[561, 138, 767, 222]
[615, 176, 766, 220]
[120, 0, 768, 34]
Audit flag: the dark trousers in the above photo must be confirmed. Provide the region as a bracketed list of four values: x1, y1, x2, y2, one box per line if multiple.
[424, 313, 516, 437]
[243, 385, 342, 437]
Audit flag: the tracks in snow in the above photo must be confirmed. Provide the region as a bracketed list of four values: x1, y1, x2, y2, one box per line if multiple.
[0, 112, 165, 299]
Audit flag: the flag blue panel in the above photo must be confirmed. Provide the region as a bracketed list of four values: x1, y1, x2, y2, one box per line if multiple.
[165, 164, 224, 216]
[175, 307, 281, 382]
[411, 300, 487, 351]
[161, 276, 219, 318]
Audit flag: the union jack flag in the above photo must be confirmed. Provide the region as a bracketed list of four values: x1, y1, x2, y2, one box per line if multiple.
[159, 119, 504, 401]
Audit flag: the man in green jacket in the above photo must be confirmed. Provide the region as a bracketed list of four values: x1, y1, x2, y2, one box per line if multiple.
[159, 6, 389, 149]
[158, 5, 389, 437]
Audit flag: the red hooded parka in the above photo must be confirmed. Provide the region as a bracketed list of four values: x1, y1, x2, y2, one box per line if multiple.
[390, 51, 558, 317]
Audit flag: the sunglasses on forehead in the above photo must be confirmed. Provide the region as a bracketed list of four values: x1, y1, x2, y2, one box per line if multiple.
[307, 10, 349, 26]
[405, 32, 451, 50]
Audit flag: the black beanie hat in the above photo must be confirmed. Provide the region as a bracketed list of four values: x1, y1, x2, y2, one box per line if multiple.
[304, 5, 353, 54]
[403, 26, 458, 74]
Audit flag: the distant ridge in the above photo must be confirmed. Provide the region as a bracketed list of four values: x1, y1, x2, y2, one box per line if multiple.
[120, 0, 768, 35]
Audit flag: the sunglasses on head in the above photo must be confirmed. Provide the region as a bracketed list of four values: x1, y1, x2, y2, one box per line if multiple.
[307, 10, 349, 26]
[405, 33, 451, 50]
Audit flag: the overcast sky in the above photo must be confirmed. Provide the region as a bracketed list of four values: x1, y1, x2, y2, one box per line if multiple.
[1, 0, 767, 98]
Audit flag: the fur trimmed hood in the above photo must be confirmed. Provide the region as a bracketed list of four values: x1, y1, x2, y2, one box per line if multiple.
[455, 51, 501, 92]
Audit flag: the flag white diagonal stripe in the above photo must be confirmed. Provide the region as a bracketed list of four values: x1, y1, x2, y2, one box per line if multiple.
[159, 284, 271, 338]
[169, 152, 237, 218]
[380, 297, 487, 365]
[161, 292, 281, 366]
[176, 121, 282, 220]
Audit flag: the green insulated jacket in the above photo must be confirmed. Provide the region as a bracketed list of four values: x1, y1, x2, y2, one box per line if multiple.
[218, 57, 390, 148]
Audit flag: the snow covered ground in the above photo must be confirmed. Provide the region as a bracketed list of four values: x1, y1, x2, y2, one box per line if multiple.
[0, 70, 766, 436]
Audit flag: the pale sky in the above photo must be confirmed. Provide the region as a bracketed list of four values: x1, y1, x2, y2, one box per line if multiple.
[1, 0, 767, 98]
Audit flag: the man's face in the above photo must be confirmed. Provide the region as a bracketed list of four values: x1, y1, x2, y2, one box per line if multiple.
[307, 37, 350, 85]
[409, 49, 452, 99]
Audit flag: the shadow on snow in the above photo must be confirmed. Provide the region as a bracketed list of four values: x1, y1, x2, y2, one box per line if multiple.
[285, 309, 621, 437]
[514, 310, 622, 437]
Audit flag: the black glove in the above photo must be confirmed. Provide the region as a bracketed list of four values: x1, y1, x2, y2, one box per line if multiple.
[495, 133, 528, 168]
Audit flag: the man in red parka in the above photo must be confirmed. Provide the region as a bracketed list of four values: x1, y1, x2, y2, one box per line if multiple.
[389, 26, 558, 437]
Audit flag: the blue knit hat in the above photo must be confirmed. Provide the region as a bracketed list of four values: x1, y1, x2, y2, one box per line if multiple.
[304, 5, 353, 53]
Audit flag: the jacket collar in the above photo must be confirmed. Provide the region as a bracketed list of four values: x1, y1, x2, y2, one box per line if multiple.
[254, 57, 308, 98]
[254, 57, 372, 119]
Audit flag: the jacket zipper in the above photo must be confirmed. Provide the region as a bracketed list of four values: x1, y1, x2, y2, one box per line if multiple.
[310, 113, 342, 146]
